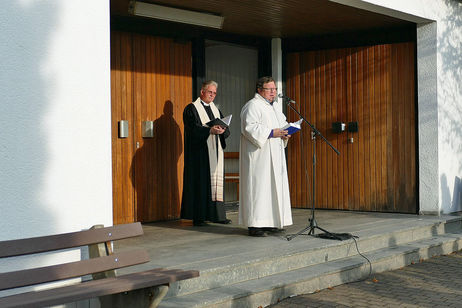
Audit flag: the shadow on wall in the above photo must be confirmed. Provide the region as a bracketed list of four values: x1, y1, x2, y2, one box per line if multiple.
[0, 0, 61, 297]
[438, 1, 462, 214]
[130, 101, 183, 222]
[440, 0, 462, 181]
[451, 176, 461, 213]
[441, 174, 462, 213]
[0, 2, 57, 246]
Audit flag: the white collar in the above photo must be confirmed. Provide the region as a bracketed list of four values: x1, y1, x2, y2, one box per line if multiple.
[201, 100, 211, 107]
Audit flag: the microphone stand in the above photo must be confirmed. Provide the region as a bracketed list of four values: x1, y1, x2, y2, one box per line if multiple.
[281, 96, 341, 241]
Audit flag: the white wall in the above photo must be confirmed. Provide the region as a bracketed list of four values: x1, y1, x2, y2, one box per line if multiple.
[333, 0, 462, 214]
[429, 1, 462, 214]
[0, 0, 112, 278]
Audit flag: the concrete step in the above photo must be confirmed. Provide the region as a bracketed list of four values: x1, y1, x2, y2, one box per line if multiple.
[161, 216, 461, 298]
[159, 232, 462, 308]
[160, 216, 462, 307]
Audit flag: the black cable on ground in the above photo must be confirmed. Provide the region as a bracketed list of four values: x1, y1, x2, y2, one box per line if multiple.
[314, 233, 373, 283]
[349, 235, 373, 282]
[284, 231, 373, 283]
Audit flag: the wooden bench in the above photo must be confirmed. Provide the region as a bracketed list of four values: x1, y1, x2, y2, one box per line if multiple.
[0, 222, 199, 308]
[224, 151, 240, 201]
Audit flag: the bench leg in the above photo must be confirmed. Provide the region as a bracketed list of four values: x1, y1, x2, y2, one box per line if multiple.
[99, 285, 169, 308]
[148, 285, 169, 308]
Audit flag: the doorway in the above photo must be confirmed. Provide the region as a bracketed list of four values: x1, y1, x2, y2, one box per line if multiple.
[204, 40, 258, 201]
[286, 42, 417, 213]
[111, 31, 192, 224]
[111, 34, 259, 223]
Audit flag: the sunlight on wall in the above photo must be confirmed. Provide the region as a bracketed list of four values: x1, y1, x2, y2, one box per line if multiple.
[0, 0, 112, 287]
[39, 1, 112, 230]
[437, 1, 462, 213]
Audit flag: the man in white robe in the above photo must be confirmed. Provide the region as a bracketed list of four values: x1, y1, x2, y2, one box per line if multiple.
[239, 76, 293, 237]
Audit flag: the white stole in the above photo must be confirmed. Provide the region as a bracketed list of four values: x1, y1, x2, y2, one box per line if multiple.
[192, 98, 224, 202]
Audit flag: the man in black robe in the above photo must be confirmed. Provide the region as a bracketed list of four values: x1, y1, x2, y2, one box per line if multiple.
[181, 80, 231, 226]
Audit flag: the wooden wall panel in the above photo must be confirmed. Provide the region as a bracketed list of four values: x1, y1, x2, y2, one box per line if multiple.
[132, 34, 191, 222]
[286, 42, 416, 213]
[111, 31, 191, 224]
[111, 32, 135, 224]
[335, 49, 346, 211]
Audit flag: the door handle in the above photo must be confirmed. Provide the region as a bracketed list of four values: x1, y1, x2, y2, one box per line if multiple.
[118, 120, 128, 138]
[142, 121, 154, 138]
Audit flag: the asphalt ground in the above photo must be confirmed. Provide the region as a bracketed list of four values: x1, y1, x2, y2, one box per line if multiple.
[269, 250, 462, 308]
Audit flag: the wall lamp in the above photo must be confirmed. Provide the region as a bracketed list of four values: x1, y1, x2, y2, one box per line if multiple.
[128, 1, 224, 29]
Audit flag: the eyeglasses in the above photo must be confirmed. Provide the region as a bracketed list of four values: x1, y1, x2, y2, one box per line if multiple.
[206, 90, 217, 95]
[262, 87, 277, 92]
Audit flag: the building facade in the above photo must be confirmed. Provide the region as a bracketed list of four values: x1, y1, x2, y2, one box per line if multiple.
[1, 0, 461, 288]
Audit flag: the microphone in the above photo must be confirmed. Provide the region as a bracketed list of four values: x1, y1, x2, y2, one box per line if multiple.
[278, 93, 296, 104]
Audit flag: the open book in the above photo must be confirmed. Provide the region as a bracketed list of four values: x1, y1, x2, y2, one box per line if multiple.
[282, 119, 303, 135]
[206, 114, 232, 129]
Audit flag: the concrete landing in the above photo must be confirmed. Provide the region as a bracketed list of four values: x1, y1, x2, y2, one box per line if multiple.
[114, 209, 462, 308]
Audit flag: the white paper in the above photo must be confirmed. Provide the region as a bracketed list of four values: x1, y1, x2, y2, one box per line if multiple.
[221, 114, 232, 126]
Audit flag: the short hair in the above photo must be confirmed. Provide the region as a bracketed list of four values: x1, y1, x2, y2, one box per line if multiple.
[202, 80, 218, 91]
[256, 76, 275, 92]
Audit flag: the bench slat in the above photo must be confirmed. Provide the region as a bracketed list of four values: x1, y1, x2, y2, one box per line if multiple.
[0, 223, 143, 258]
[0, 268, 199, 308]
[225, 173, 239, 180]
[224, 151, 239, 159]
[0, 249, 149, 291]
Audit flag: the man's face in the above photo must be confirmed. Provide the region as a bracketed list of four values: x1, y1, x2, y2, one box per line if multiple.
[200, 85, 217, 104]
[258, 81, 277, 102]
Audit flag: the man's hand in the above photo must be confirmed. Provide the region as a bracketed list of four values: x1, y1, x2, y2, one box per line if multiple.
[210, 125, 225, 135]
[272, 128, 289, 138]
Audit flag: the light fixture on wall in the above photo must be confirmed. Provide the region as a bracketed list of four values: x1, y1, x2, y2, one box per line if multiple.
[128, 1, 224, 29]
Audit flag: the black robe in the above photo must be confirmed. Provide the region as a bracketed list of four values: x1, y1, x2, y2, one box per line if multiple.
[181, 102, 230, 222]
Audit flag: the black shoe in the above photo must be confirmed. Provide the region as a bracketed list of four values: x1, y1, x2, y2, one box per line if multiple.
[193, 220, 208, 226]
[248, 227, 268, 237]
[263, 227, 285, 233]
[215, 219, 232, 224]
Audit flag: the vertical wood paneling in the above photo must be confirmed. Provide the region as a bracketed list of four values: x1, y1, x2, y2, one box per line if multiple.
[329, 50, 338, 211]
[385, 43, 394, 211]
[350, 48, 360, 211]
[357, 48, 366, 211]
[111, 31, 191, 224]
[286, 42, 416, 213]
[362, 47, 371, 211]
[346, 49, 355, 210]
[336, 49, 346, 210]
[134, 35, 192, 222]
[326, 50, 333, 210]
[319, 51, 327, 209]
[111, 32, 135, 224]
[287, 53, 303, 206]
[368, 46, 377, 211]
[315, 52, 322, 209]
[379, 45, 389, 210]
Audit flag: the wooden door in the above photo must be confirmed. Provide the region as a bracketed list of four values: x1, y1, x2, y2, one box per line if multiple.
[286, 42, 416, 213]
[111, 32, 135, 224]
[111, 31, 192, 224]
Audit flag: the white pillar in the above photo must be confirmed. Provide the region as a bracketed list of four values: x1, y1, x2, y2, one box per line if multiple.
[272, 38, 283, 110]
[417, 21, 440, 215]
